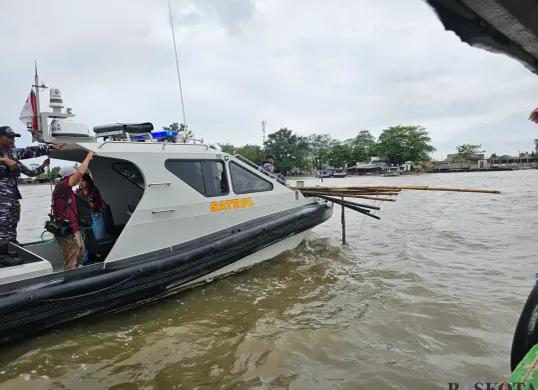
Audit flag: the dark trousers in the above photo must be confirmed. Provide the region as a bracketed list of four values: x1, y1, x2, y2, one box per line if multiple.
[0, 199, 21, 246]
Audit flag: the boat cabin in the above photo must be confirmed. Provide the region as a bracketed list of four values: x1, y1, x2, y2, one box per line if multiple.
[1, 123, 314, 285]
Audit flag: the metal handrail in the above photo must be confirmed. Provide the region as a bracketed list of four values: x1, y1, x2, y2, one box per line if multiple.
[233, 154, 285, 183]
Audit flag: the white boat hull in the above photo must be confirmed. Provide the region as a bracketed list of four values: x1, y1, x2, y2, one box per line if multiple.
[182, 229, 312, 289]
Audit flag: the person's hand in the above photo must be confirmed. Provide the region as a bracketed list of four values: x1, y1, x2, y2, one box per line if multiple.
[41, 158, 50, 168]
[51, 142, 66, 150]
[1, 158, 19, 169]
[530, 108, 538, 123]
[85, 150, 96, 161]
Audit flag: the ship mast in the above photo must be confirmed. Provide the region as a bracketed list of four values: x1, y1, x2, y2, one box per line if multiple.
[32, 62, 46, 133]
[167, 0, 187, 129]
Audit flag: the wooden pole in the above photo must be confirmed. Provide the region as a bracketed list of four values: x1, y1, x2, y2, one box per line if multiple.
[341, 196, 346, 245]
[300, 189, 399, 195]
[302, 192, 397, 202]
[291, 185, 500, 194]
[343, 195, 396, 202]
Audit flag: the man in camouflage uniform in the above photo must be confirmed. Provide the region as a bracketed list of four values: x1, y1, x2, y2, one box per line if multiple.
[260, 154, 276, 174]
[0, 125, 65, 263]
[259, 153, 287, 185]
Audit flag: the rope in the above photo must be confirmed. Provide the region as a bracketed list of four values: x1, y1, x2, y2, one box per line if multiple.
[40, 230, 55, 243]
[39, 226, 88, 244]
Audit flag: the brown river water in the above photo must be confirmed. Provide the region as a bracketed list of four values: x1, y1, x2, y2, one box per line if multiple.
[0, 171, 536, 390]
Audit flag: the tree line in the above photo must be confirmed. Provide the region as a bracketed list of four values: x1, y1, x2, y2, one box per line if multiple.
[25, 123, 469, 181]
[218, 125, 437, 174]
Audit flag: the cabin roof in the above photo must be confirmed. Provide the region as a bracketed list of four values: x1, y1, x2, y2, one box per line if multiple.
[49, 141, 229, 162]
[425, 0, 538, 76]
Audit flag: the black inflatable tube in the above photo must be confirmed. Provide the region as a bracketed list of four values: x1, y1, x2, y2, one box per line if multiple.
[511, 279, 538, 371]
[0, 209, 309, 317]
[0, 202, 332, 344]
[0, 207, 318, 332]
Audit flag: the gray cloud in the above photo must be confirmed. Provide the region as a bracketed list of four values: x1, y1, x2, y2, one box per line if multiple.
[1, 0, 538, 168]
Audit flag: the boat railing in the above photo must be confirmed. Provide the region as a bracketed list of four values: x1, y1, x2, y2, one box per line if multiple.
[233, 154, 283, 182]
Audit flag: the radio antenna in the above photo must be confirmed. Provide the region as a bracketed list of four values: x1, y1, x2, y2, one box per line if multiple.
[167, 0, 187, 128]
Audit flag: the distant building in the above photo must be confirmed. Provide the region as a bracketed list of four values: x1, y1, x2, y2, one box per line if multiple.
[489, 155, 538, 166]
[347, 163, 383, 175]
[370, 156, 391, 167]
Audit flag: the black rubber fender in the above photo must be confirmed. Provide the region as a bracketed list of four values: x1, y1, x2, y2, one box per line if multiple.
[511, 279, 538, 371]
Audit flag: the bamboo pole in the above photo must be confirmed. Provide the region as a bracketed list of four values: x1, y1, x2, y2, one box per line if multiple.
[301, 192, 397, 202]
[300, 190, 400, 196]
[298, 189, 400, 195]
[314, 194, 381, 220]
[292, 185, 500, 194]
[398, 186, 500, 194]
[290, 186, 406, 191]
[347, 195, 396, 202]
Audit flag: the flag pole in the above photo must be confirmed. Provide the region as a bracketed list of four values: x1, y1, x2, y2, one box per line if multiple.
[33, 61, 41, 132]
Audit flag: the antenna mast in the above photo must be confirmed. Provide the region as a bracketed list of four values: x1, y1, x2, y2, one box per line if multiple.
[168, 0, 187, 128]
[262, 120, 266, 144]
[32, 62, 48, 135]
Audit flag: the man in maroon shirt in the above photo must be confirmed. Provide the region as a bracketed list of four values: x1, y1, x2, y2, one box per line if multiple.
[52, 150, 95, 270]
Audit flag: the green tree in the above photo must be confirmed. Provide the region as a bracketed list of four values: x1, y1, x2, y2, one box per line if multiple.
[264, 128, 309, 173]
[451, 155, 464, 163]
[235, 144, 266, 165]
[219, 143, 237, 155]
[351, 130, 377, 163]
[35, 166, 60, 181]
[307, 134, 336, 169]
[376, 125, 436, 165]
[326, 140, 354, 167]
[456, 144, 485, 161]
[50, 166, 61, 179]
[163, 122, 193, 141]
[490, 153, 497, 158]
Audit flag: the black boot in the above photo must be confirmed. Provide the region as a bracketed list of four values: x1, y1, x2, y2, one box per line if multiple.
[0, 242, 18, 258]
[0, 242, 22, 267]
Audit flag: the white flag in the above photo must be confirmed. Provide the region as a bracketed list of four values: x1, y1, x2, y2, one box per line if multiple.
[19, 90, 38, 130]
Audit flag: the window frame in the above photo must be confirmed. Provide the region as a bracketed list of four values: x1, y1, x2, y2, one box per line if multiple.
[229, 161, 274, 195]
[165, 158, 230, 198]
[112, 162, 145, 190]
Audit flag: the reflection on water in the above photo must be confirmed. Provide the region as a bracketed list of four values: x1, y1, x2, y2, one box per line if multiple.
[0, 171, 536, 389]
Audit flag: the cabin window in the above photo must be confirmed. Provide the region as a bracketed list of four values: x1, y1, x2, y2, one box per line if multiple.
[112, 162, 145, 189]
[229, 161, 273, 194]
[165, 159, 229, 197]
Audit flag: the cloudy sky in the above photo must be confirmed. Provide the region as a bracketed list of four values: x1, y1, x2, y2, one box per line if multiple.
[1, 0, 538, 167]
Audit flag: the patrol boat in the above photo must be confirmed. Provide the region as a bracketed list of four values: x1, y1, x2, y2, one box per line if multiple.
[0, 75, 333, 345]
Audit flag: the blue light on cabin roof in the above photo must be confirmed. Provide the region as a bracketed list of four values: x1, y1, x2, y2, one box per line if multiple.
[134, 130, 178, 140]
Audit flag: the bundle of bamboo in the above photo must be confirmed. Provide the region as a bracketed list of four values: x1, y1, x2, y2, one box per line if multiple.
[289, 185, 501, 221]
